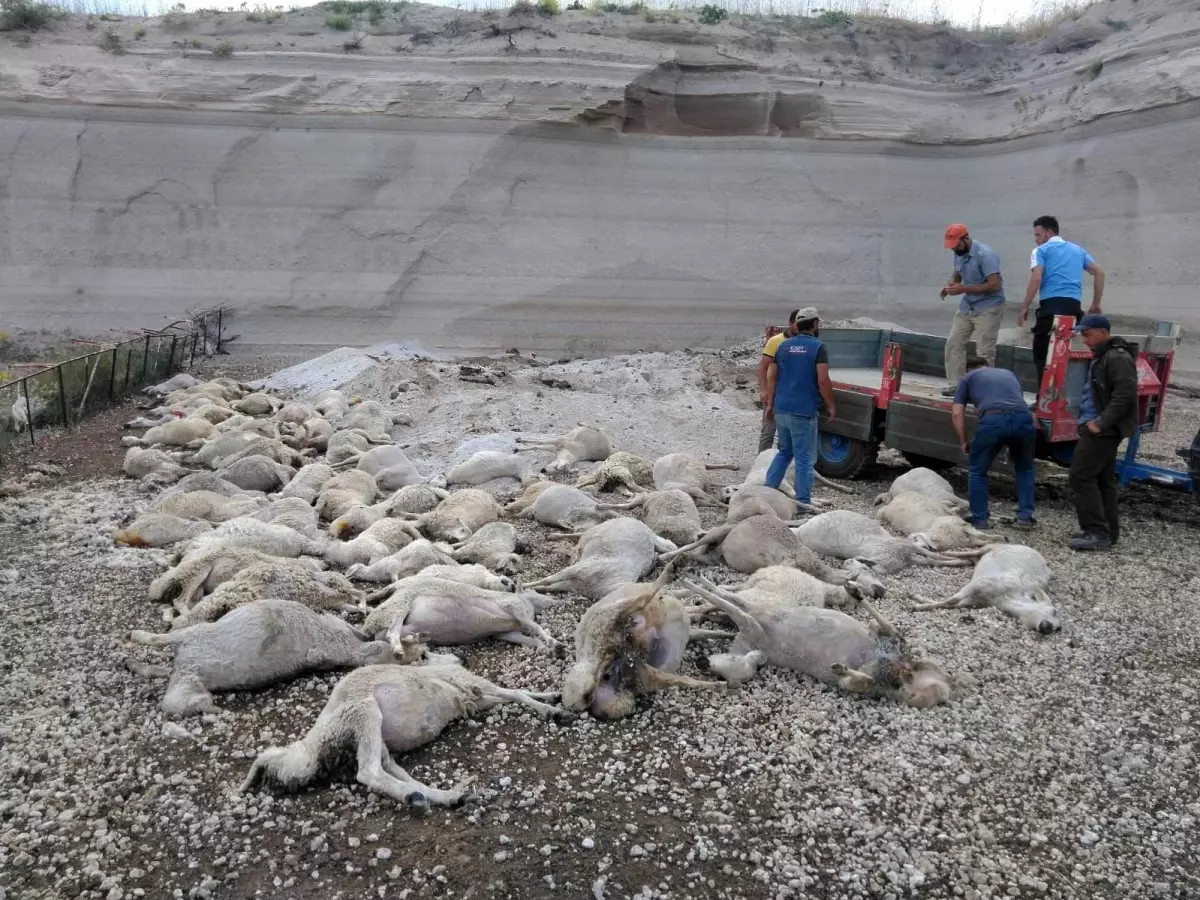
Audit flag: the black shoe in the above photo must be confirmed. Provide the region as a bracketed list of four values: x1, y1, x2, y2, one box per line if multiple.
[1070, 532, 1112, 552]
[941, 387, 957, 398]
[1011, 518, 1037, 530]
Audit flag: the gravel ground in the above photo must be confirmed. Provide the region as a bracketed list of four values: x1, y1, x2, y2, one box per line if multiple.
[1, 345, 1198, 900]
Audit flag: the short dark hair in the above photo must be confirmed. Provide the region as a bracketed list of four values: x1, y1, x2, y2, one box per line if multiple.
[796, 318, 818, 333]
[965, 356, 990, 370]
[788, 309, 801, 323]
[1033, 215, 1059, 234]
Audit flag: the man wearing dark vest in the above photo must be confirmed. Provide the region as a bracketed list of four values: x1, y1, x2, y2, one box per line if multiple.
[763, 308, 836, 506]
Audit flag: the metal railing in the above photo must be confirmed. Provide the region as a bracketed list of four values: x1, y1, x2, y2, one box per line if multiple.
[0, 307, 232, 464]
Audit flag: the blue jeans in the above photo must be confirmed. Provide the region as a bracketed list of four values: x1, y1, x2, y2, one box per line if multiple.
[765, 412, 819, 504]
[968, 410, 1037, 524]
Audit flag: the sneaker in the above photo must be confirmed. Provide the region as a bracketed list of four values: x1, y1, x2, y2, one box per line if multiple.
[1070, 532, 1112, 552]
[941, 387, 957, 397]
[1011, 518, 1037, 530]
[970, 518, 990, 529]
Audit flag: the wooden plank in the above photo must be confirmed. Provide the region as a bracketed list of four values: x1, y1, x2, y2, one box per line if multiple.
[819, 388, 876, 442]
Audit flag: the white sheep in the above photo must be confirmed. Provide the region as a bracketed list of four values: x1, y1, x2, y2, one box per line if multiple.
[573, 451, 654, 495]
[324, 518, 422, 569]
[912, 544, 1061, 634]
[122, 447, 189, 485]
[153, 490, 263, 524]
[325, 429, 381, 466]
[794, 511, 970, 575]
[679, 577, 954, 708]
[724, 484, 799, 524]
[273, 401, 313, 426]
[145, 372, 200, 397]
[188, 430, 269, 469]
[388, 484, 450, 515]
[163, 471, 254, 499]
[254, 497, 323, 540]
[133, 417, 215, 448]
[400, 488, 500, 544]
[345, 539, 458, 583]
[126, 599, 393, 717]
[875, 492, 1003, 553]
[168, 563, 363, 629]
[516, 424, 613, 475]
[149, 546, 326, 612]
[334, 444, 429, 493]
[341, 400, 405, 439]
[276, 462, 335, 504]
[689, 566, 864, 617]
[182, 516, 327, 559]
[313, 389, 352, 421]
[217, 455, 295, 494]
[874, 467, 968, 510]
[513, 484, 616, 531]
[597, 490, 703, 546]
[524, 518, 677, 602]
[238, 656, 565, 811]
[115, 513, 214, 548]
[315, 469, 379, 522]
[651, 453, 739, 507]
[231, 392, 284, 417]
[448, 521, 522, 575]
[502, 479, 555, 515]
[445, 450, 531, 486]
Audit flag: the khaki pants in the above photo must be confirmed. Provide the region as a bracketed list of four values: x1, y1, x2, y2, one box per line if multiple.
[945, 307, 1003, 382]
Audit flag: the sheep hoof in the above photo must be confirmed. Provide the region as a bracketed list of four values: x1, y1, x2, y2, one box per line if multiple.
[454, 792, 478, 809]
[407, 792, 430, 815]
[552, 708, 576, 724]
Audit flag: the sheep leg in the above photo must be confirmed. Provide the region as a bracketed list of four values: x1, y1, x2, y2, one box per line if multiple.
[522, 568, 580, 592]
[475, 685, 566, 720]
[676, 579, 769, 648]
[637, 664, 726, 694]
[689, 628, 737, 641]
[829, 663, 876, 694]
[939, 548, 991, 560]
[354, 706, 464, 812]
[543, 532, 584, 542]
[659, 524, 733, 562]
[814, 472, 856, 494]
[171, 591, 240, 629]
[858, 599, 899, 637]
[499, 604, 564, 657]
[594, 497, 647, 511]
[124, 657, 170, 678]
[910, 595, 961, 612]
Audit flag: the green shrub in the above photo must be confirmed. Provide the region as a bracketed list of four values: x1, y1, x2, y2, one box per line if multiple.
[538, 0, 559, 14]
[133, 25, 146, 38]
[1103, 16, 1128, 30]
[815, 8, 851, 27]
[697, 4, 726, 24]
[99, 27, 124, 53]
[0, 0, 65, 31]
[1085, 58, 1103, 79]
[325, 12, 351, 29]
[212, 39, 234, 56]
[163, 2, 189, 30]
[567, 0, 583, 8]
[508, 0, 535, 14]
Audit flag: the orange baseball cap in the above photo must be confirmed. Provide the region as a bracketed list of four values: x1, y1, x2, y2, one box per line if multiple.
[944, 223, 969, 248]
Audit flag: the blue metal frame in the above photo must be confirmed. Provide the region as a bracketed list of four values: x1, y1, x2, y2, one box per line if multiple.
[1116, 429, 1195, 492]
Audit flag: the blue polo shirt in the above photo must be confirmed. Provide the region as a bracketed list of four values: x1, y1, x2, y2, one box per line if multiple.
[953, 366, 1028, 414]
[1035, 238, 1094, 302]
[953, 240, 1005, 316]
[772, 334, 829, 417]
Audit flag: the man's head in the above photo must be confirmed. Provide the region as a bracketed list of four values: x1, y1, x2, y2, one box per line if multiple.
[1075, 313, 1111, 349]
[944, 223, 971, 256]
[1033, 215, 1060, 247]
[793, 306, 819, 335]
[965, 356, 990, 372]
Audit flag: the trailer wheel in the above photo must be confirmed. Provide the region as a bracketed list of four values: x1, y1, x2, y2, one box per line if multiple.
[901, 452, 957, 472]
[817, 432, 877, 480]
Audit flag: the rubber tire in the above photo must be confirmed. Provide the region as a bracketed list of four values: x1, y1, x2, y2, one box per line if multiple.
[900, 452, 958, 472]
[816, 432, 877, 480]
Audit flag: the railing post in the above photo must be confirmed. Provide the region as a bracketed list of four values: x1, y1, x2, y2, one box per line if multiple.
[170, 335, 179, 374]
[56, 364, 70, 431]
[123, 345, 133, 393]
[201, 315, 208, 357]
[216, 308, 223, 354]
[190, 331, 198, 367]
[24, 380, 35, 446]
[141, 335, 151, 385]
[108, 347, 118, 401]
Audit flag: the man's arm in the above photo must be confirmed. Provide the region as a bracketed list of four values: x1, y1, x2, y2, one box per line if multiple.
[1085, 260, 1105, 313]
[1017, 266, 1043, 326]
[764, 361, 778, 413]
[952, 403, 968, 453]
[1090, 351, 1137, 434]
[946, 273, 1001, 296]
[816, 363, 836, 421]
[757, 354, 772, 405]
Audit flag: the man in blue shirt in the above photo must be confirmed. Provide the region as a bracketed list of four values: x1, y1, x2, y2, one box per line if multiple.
[1016, 215, 1106, 387]
[940, 223, 1005, 396]
[764, 307, 836, 505]
[951, 357, 1037, 528]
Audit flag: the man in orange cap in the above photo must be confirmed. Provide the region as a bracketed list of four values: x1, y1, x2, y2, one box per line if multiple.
[939, 223, 1005, 397]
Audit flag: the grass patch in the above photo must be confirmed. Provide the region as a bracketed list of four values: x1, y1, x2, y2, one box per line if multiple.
[1102, 15, 1127, 30]
[698, 3, 726, 24]
[98, 26, 123, 51]
[325, 12, 351, 29]
[537, 0, 559, 14]
[0, 0, 67, 31]
[132, 23, 143, 35]
[211, 38, 233, 56]
[815, 8, 851, 26]
[508, 0, 535, 13]
[342, 30, 363, 49]
[1085, 57, 1103, 78]
[163, 1, 189, 31]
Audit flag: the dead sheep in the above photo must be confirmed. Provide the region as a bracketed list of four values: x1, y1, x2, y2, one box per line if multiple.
[273, 401, 313, 426]
[334, 444, 429, 492]
[661, 515, 884, 597]
[153, 490, 263, 524]
[913, 544, 1061, 634]
[875, 492, 1003, 553]
[122, 447, 189, 485]
[188, 431, 271, 470]
[313, 390, 352, 421]
[680, 577, 954, 708]
[325, 429, 389, 467]
[734, 448, 853, 499]
[182, 516, 328, 559]
[324, 518, 423, 569]
[254, 497, 323, 540]
[689, 566, 865, 618]
[561, 563, 724, 720]
[598, 490, 703, 546]
[315, 469, 379, 522]
[516, 424, 613, 475]
[341, 399, 410, 436]
[276, 462, 335, 504]
[328, 503, 388, 541]
[168, 563, 363, 629]
[448, 521, 522, 575]
[401, 488, 500, 544]
[362, 574, 556, 655]
[145, 372, 200, 397]
[445, 450, 531, 486]
[874, 467, 968, 510]
[161, 471, 254, 500]
[238, 656, 565, 811]
[290, 417, 335, 452]
[217, 455, 296, 494]
[149, 545, 326, 611]
[129, 417, 215, 448]
[231, 392, 284, 417]
[651, 453, 738, 507]
[210, 435, 308, 471]
[346, 539, 458, 583]
[389, 484, 449, 515]
[525, 518, 678, 602]
[513, 484, 617, 531]
[724, 484, 799, 524]
[794, 511, 970, 575]
[502, 479, 555, 515]
[116, 513, 214, 548]
[126, 599, 394, 717]
[124, 408, 186, 430]
[573, 451, 655, 496]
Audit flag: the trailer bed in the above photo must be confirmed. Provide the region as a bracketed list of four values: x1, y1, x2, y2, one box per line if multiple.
[832, 367, 1038, 405]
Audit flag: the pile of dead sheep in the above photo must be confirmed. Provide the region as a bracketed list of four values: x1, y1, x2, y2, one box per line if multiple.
[113, 371, 1063, 812]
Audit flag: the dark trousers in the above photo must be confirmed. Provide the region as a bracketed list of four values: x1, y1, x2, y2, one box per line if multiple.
[758, 411, 776, 453]
[1069, 432, 1122, 542]
[968, 411, 1037, 524]
[1033, 298, 1083, 386]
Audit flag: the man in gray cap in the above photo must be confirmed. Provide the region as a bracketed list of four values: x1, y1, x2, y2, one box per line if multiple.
[1068, 314, 1138, 552]
[763, 307, 836, 506]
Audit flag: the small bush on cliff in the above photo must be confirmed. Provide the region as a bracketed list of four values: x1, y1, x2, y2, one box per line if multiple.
[698, 4, 726, 24]
[0, 0, 66, 31]
[99, 27, 124, 53]
[1085, 58, 1103, 79]
[508, 0, 536, 14]
[212, 39, 234, 56]
[815, 8, 852, 27]
[538, 0, 560, 15]
[325, 12, 352, 29]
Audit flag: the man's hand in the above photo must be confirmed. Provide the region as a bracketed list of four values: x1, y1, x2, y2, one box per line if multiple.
[961, 440, 970, 454]
[826, 405, 836, 422]
[1016, 310, 1028, 328]
[1086, 421, 1101, 435]
[944, 284, 965, 296]
[1088, 304, 1102, 314]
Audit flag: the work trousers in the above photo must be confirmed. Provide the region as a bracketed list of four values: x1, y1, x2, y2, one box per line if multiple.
[1068, 432, 1123, 543]
[1032, 298, 1083, 387]
[967, 410, 1037, 525]
[766, 412, 819, 504]
[945, 307, 1003, 382]
[758, 410, 776, 454]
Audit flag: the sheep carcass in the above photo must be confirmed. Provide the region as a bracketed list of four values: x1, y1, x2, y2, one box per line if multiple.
[131, 417, 214, 448]
[737, 448, 854, 498]
[239, 656, 564, 811]
[169, 563, 363, 629]
[516, 424, 613, 475]
[277, 462, 334, 503]
[874, 467, 968, 510]
[145, 373, 200, 397]
[362, 574, 559, 655]
[188, 431, 269, 469]
[448, 521, 522, 575]
[502, 479, 555, 515]
[913, 544, 1061, 634]
[231, 392, 283, 417]
[273, 401, 313, 426]
[573, 451, 654, 495]
[325, 429, 383, 467]
[680, 577, 953, 708]
[598, 490, 702, 546]
[513, 484, 616, 531]
[651, 453, 738, 507]
[875, 492, 1003, 553]
[115, 513, 214, 548]
[315, 469, 379, 521]
[660, 515, 884, 597]
[341, 400, 407, 438]
[724, 484, 798, 524]
[346, 539, 458, 583]
[217, 455, 295, 494]
[324, 518, 422, 568]
[690, 566, 865, 619]
[561, 563, 724, 720]
[402, 489, 500, 543]
[162, 471, 252, 499]
[338, 444, 431, 492]
[149, 546, 325, 612]
[127, 599, 393, 717]
[445, 451, 530, 486]
[389, 484, 449, 515]
[254, 497, 323, 540]
[313, 390, 351, 422]
[524, 518, 677, 602]
[153, 490, 262, 524]
[182, 516, 327, 559]
[122, 447, 189, 485]
[793, 511, 970, 575]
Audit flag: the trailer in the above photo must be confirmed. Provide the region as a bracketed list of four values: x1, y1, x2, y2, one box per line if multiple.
[762, 315, 1192, 492]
